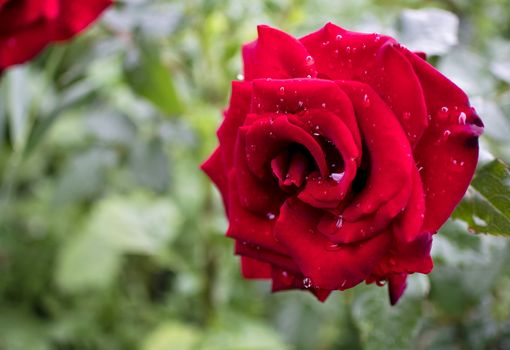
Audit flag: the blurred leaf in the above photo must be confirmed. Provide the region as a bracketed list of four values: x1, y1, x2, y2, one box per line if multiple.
[200, 316, 290, 350]
[56, 230, 122, 292]
[124, 41, 183, 117]
[352, 275, 427, 350]
[398, 8, 458, 56]
[142, 321, 201, 350]
[54, 148, 118, 204]
[86, 192, 181, 255]
[431, 221, 508, 317]
[4, 66, 31, 151]
[453, 159, 510, 235]
[130, 138, 170, 193]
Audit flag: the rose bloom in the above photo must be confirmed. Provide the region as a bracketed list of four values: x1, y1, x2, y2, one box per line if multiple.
[0, 0, 112, 70]
[202, 23, 483, 304]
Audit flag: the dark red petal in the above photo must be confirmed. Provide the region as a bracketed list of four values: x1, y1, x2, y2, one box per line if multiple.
[226, 170, 288, 256]
[338, 81, 413, 221]
[388, 273, 407, 305]
[233, 130, 285, 214]
[54, 0, 112, 40]
[250, 78, 361, 150]
[318, 177, 412, 244]
[372, 233, 433, 278]
[405, 50, 469, 111]
[301, 23, 428, 146]
[240, 256, 272, 279]
[293, 109, 359, 208]
[274, 198, 391, 290]
[393, 167, 425, 243]
[0, 24, 54, 69]
[244, 115, 329, 179]
[405, 50, 481, 233]
[300, 22, 394, 81]
[217, 81, 253, 169]
[235, 240, 300, 274]
[242, 25, 317, 81]
[270, 267, 332, 302]
[200, 148, 229, 210]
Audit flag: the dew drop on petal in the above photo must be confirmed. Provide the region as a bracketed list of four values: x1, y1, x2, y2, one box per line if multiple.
[266, 212, 276, 220]
[402, 111, 411, 120]
[303, 277, 312, 288]
[376, 279, 387, 286]
[458, 112, 467, 125]
[297, 101, 304, 108]
[336, 215, 343, 228]
[305, 56, 314, 66]
[335, 34, 343, 41]
[362, 94, 371, 107]
[279, 86, 285, 95]
[236, 73, 244, 80]
[330, 172, 344, 183]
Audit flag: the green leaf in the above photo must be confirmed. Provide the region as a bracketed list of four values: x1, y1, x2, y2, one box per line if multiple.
[4, 67, 32, 151]
[352, 275, 428, 350]
[453, 159, 510, 235]
[124, 41, 182, 117]
[142, 321, 201, 350]
[130, 138, 170, 193]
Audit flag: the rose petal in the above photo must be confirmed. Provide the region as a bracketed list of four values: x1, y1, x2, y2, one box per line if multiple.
[240, 256, 272, 279]
[242, 25, 317, 81]
[388, 273, 407, 305]
[235, 240, 300, 274]
[274, 198, 391, 290]
[338, 81, 413, 221]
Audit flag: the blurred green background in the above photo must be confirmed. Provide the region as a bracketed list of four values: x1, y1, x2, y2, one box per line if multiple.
[1, 0, 510, 349]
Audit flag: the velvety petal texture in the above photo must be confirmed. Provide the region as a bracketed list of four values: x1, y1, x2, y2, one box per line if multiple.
[0, 0, 112, 70]
[201, 23, 482, 305]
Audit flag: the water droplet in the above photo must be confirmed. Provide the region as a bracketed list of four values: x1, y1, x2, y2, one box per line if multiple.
[362, 94, 371, 107]
[297, 101, 304, 108]
[376, 279, 386, 286]
[236, 73, 244, 80]
[340, 280, 347, 288]
[402, 111, 411, 120]
[306, 74, 312, 79]
[374, 35, 381, 42]
[279, 86, 285, 95]
[473, 215, 487, 227]
[330, 172, 344, 183]
[305, 56, 314, 66]
[313, 132, 320, 136]
[443, 130, 451, 137]
[345, 46, 351, 54]
[321, 40, 330, 47]
[335, 34, 343, 41]
[325, 242, 341, 251]
[321, 102, 327, 108]
[335, 215, 343, 228]
[458, 112, 467, 125]
[266, 212, 276, 220]
[303, 277, 312, 288]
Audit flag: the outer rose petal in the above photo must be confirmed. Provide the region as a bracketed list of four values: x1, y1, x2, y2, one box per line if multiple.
[235, 240, 300, 274]
[242, 25, 318, 81]
[240, 256, 272, 279]
[201, 148, 229, 210]
[337, 81, 413, 221]
[271, 267, 332, 302]
[388, 273, 407, 305]
[406, 51, 482, 233]
[217, 81, 253, 169]
[274, 198, 391, 290]
[0, 0, 111, 69]
[300, 23, 429, 146]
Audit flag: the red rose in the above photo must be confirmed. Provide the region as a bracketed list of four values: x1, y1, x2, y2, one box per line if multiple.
[0, 0, 112, 70]
[202, 23, 483, 304]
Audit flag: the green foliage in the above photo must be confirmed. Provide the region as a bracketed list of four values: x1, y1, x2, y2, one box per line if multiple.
[453, 159, 510, 235]
[1, 0, 510, 349]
